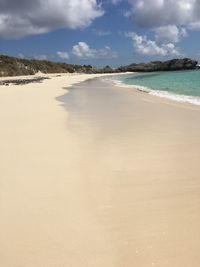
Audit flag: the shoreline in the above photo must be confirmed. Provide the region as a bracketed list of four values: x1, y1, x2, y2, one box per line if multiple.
[110, 80, 200, 111]
[107, 71, 200, 107]
[1, 71, 199, 109]
[1, 73, 200, 267]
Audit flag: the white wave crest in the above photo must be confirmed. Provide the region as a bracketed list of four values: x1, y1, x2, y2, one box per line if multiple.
[109, 77, 200, 106]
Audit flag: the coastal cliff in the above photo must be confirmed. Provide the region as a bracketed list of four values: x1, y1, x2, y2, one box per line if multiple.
[118, 58, 198, 72]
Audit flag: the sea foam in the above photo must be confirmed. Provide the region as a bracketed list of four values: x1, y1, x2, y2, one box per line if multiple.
[107, 75, 200, 106]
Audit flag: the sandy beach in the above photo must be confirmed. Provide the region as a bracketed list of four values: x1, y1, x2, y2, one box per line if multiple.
[1, 73, 200, 267]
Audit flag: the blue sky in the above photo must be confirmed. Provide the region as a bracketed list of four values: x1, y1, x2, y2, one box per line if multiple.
[0, 0, 200, 67]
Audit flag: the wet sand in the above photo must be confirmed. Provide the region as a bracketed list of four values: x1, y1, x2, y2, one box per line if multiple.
[1, 75, 200, 266]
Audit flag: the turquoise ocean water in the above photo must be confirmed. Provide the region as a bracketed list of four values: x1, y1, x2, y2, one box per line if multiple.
[110, 70, 200, 105]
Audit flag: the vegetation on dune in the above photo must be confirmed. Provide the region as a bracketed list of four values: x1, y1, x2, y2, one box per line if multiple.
[0, 55, 79, 77]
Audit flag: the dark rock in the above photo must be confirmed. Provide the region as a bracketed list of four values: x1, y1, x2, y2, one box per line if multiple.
[118, 58, 198, 72]
[102, 65, 114, 73]
[0, 77, 50, 86]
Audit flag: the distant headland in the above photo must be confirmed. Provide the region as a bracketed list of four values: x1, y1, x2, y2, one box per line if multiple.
[0, 55, 198, 77]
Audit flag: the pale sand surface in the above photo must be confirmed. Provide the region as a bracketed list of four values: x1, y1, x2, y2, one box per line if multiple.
[1, 74, 200, 267]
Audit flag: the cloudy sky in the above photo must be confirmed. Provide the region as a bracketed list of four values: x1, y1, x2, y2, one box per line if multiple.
[0, 0, 200, 66]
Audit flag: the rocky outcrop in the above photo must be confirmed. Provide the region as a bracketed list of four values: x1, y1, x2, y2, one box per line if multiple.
[118, 58, 198, 72]
[101, 65, 115, 73]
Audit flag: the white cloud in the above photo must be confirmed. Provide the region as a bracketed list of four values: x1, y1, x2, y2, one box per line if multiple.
[72, 42, 96, 58]
[93, 29, 111, 36]
[123, 10, 132, 18]
[18, 53, 26, 59]
[129, 0, 200, 29]
[126, 32, 180, 56]
[121, 1, 199, 57]
[72, 42, 118, 59]
[188, 21, 200, 30]
[33, 54, 48, 60]
[57, 51, 69, 60]
[111, 0, 122, 4]
[154, 25, 187, 43]
[0, 0, 104, 38]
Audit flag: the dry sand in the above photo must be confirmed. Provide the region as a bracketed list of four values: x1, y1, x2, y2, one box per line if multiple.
[0, 73, 200, 267]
